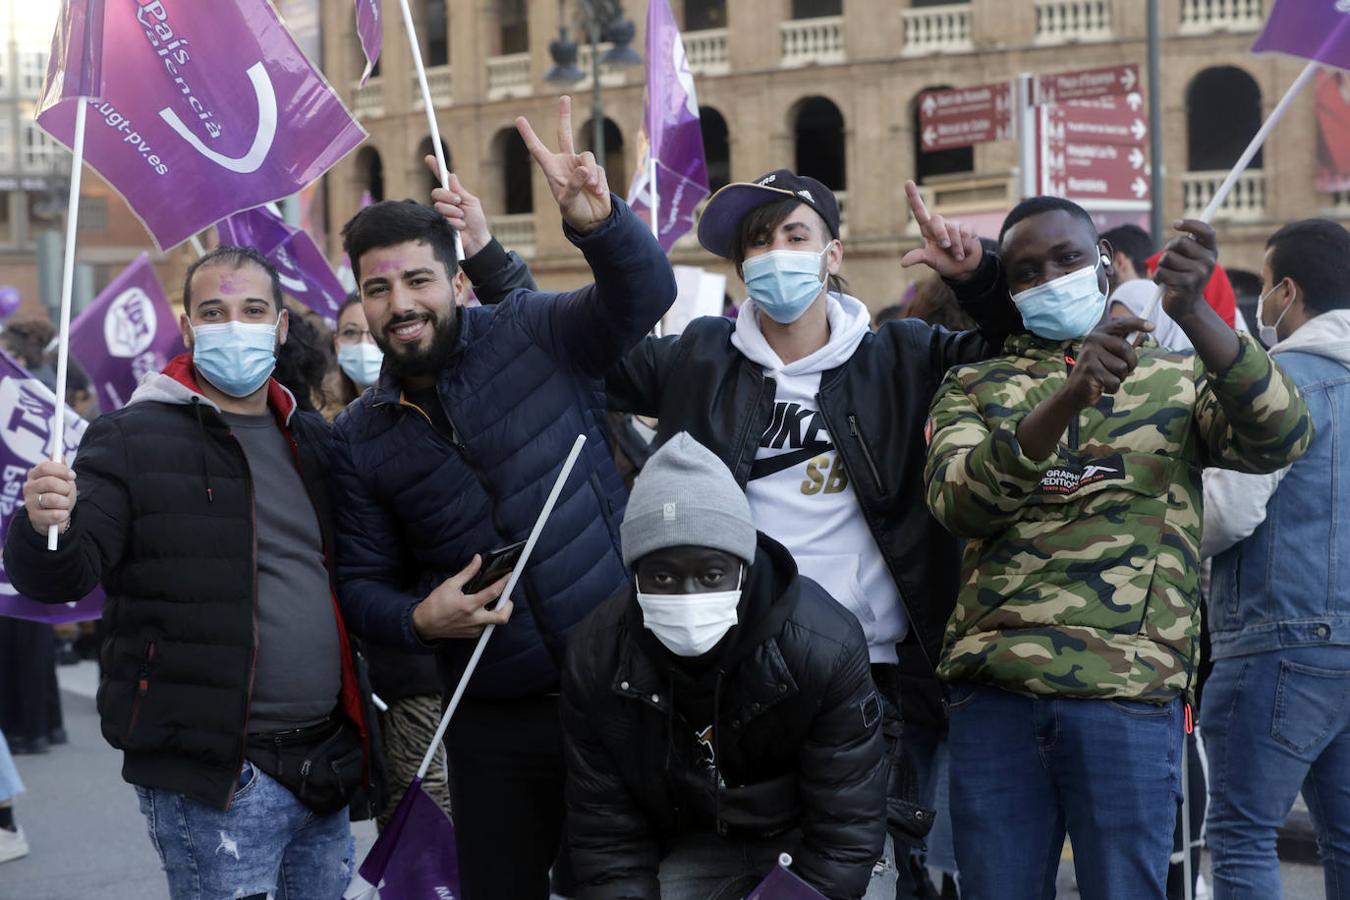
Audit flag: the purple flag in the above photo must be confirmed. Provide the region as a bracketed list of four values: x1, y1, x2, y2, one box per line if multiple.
[744, 857, 828, 900]
[1252, 0, 1350, 70]
[625, 0, 710, 253]
[356, 0, 382, 87]
[68, 254, 185, 414]
[217, 206, 347, 324]
[36, 0, 367, 251]
[344, 777, 461, 899]
[37, 0, 106, 113]
[0, 351, 103, 624]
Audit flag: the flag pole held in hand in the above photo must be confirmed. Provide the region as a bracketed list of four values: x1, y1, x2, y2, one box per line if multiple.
[415, 433, 588, 781]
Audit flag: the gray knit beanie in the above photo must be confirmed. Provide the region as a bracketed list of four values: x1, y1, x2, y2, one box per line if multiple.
[620, 432, 757, 567]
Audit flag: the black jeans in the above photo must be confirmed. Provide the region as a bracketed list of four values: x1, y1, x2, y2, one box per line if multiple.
[444, 693, 567, 900]
[0, 617, 62, 742]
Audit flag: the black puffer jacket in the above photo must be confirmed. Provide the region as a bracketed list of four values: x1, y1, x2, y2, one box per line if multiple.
[561, 535, 885, 900]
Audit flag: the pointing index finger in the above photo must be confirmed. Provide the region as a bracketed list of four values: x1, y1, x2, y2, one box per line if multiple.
[904, 180, 933, 232]
[516, 116, 551, 166]
[1100, 315, 1154, 338]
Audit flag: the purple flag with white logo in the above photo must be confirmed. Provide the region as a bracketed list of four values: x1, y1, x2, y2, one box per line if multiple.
[217, 206, 347, 324]
[625, 0, 710, 253]
[744, 857, 828, 900]
[1252, 0, 1350, 70]
[0, 351, 103, 624]
[36, 0, 367, 251]
[68, 254, 185, 414]
[356, 0, 382, 87]
[343, 777, 461, 899]
[37, 0, 105, 113]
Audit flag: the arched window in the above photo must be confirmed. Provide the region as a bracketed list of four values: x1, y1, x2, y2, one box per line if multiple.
[1187, 67, 1263, 171]
[356, 146, 384, 203]
[912, 85, 973, 183]
[684, 0, 727, 30]
[792, 0, 841, 17]
[423, 0, 448, 67]
[699, 106, 730, 193]
[792, 97, 845, 190]
[416, 136, 452, 198]
[492, 128, 534, 215]
[582, 118, 627, 195]
[499, 0, 529, 55]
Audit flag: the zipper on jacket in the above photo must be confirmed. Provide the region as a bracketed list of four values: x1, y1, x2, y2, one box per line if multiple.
[225, 431, 260, 811]
[1064, 354, 1081, 451]
[846, 413, 886, 494]
[731, 374, 774, 482]
[124, 640, 156, 742]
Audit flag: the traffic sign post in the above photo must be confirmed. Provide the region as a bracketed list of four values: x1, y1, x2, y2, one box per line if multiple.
[1039, 96, 1151, 207]
[1035, 64, 1140, 104]
[917, 82, 1014, 153]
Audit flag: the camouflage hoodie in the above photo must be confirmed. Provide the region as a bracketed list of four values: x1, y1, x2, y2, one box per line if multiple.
[924, 332, 1313, 701]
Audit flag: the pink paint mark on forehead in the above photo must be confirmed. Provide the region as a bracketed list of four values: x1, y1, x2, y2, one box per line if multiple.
[215, 273, 242, 294]
[366, 258, 410, 276]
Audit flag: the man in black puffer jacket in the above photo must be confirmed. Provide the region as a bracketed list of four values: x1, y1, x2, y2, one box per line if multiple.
[562, 433, 886, 900]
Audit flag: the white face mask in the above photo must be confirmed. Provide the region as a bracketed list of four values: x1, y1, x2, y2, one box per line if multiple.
[1256, 281, 1292, 347]
[636, 568, 743, 657]
[338, 342, 384, 388]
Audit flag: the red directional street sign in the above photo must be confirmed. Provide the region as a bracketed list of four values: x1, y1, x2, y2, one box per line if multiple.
[1036, 64, 1141, 104]
[918, 82, 1015, 151]
[1042, 96, 1149, 147]
[1040, 101, 1151, 204]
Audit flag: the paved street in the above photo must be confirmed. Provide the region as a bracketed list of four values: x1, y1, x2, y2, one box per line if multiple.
[0, 662, 1331, 899]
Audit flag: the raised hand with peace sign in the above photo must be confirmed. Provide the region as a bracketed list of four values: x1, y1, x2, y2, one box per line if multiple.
[516, 96, 612, 235]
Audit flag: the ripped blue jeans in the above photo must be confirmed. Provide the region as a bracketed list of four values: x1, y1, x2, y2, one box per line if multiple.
[135, 760, 355, 900]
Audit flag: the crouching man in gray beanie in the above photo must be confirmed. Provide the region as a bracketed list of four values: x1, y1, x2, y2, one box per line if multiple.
[560, 432, 889, 900]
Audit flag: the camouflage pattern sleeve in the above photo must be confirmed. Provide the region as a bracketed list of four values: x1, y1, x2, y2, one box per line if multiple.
[1191, 333, 1315, 474]
[924, 368, 1055, 538]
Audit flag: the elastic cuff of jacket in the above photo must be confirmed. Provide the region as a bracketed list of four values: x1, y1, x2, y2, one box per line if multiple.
[988, 416, 1055, 484]
[563, 194, 626, 248]
[944, 253, 1002, 303]
[12, 509, 77, 553]
[1209, 331, 1264, 382]
[401, 601, 440, 653]
[461, 237, 510, 284]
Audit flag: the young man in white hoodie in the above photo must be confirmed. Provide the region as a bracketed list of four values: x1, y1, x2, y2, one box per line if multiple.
[606, 171, 1018, 893]
[1201, 218, 1350, 898]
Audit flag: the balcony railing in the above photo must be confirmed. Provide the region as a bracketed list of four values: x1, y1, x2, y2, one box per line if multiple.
[1035, 0, 1113, 44]
[486, 53, 531, 101]
[684, 28, 729, 76]
[411, 64, 453, 109]
[352, 77, 384, 119]
[1322, 190, 1350, 215]
[1179, 0, 1263, 34]
[490, 213, 537, 258]
[901, 3, 973, 56]
[1183, 170, 1265, 221]
[781, 16, 845, 68]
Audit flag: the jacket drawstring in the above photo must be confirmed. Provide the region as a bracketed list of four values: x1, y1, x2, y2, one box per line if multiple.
[713, 669, 725, 836]
[191, 398, 214, 503]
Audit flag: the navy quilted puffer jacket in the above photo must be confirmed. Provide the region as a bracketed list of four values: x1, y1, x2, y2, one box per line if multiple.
[331, 199, 676, 699]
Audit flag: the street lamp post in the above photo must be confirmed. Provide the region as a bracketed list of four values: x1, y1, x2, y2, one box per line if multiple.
[547, 0, 642, 173]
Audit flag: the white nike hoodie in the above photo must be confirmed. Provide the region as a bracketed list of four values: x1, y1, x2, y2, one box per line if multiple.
[733, 293, 907, 663]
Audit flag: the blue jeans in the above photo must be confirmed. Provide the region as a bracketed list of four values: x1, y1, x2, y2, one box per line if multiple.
[947, 683, 1182, 900]
[135, 760, 355, 900]
[1201, 647, 1350, 899]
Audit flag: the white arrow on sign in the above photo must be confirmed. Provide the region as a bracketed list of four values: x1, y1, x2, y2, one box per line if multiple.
[1128, 147, 1146, 170]
[923, 95, 937, 116]
[1130, 119, 1147, 141]
[1121, 67, 1138, 91]
[1131, 176, 1149, 199]
[923, 125, 937, 147]
[1126, 92, 1143, 112]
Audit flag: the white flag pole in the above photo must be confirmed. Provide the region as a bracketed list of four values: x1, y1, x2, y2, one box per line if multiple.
[188, 234, 206, 257]
[398, 0, 463, 266]
[1142, 61, 1318, 324]
[47, 99, 88, 551]
[414, 434, 588, 780]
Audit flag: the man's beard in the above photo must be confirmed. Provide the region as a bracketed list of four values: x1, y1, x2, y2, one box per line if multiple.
[377, 310, 458, 379]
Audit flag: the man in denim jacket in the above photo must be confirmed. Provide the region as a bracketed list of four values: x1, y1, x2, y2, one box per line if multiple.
[1203, 218, 1350, 898]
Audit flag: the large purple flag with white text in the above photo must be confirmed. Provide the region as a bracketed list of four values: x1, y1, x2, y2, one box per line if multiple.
[356, 0, 382, 87]
[36, 0, 367, 251]
[626, 0, 709, 253]
[1252, 0, 1350, 70]
[218, 206, 347, 324]
[0, 351, 102, 624]
[343, 777, 461, 900]
[37, 0, 105, 113]
[68, 254, 185, 413]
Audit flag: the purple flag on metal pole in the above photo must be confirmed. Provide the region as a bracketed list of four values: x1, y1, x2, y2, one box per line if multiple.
[744, 856, 828, 899]
[343, 777, 461, 899]
[356, 0, 383, 87]
[68, 254, 185, 414]
[217, 206, 347, 324]
[36, 0, 367, 251]
[1252, 0, 1350, 70]
[37, 0, 106, 113]
[625, 0, 710, 253]
[0, 351, 103, 624]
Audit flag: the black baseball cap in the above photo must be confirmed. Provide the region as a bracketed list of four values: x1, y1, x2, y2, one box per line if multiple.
[697, 169, 841, 260]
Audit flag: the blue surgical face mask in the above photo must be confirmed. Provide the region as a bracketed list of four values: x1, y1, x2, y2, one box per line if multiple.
[338, 342, 384, 389]
[742, 245, 832, 325]
[191, 320, 279, 398]
[1011, 256, 1110, 341]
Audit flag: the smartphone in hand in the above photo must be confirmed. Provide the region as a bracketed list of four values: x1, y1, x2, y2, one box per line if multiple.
[464, 539, 527, 595]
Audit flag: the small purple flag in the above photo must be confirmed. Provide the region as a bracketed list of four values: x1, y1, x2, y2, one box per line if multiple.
[217, 207, 347, 324]
[744, 856, 828, 900]
[344, 777, 460, 899]
[356, 0, 382, 87]
[1252, 0, 1350, 70]
[0, 350, 103, 624]
[36, 0, 366, 251]
[68, 254, 185, 414]
[37, 0, 106, 114]
[625, 0, 710, 253]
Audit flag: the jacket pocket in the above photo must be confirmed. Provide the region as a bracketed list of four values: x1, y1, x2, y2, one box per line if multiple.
[124, 640, 156, 744]
[589, 471, 619, 542]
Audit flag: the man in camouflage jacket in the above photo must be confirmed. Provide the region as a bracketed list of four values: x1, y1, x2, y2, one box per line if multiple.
[919, 196, 1313, 898]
